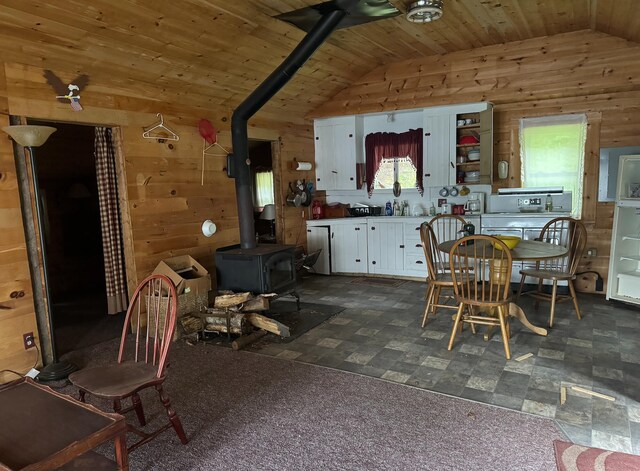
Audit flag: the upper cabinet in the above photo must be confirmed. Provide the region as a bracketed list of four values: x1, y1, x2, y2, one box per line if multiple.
[313, 102, 493, 191]
[423, 102, 493, 188]
[314, 116, 363, 191]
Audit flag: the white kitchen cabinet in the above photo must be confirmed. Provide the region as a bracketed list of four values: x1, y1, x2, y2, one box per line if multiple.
[330, 222, 368, 274]
[422, 103, 493, 188]
[367, 221, 404, 275]
[314, 116, 363, 191]
[403, 221, 428, 277]
[306, 226, 331, 275]
[423, 112, 456, 187]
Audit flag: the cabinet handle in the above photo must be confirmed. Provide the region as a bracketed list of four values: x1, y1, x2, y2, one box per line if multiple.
[415, 227, 420, 231]
[315, 136, 319, 140]
[425, 173, 431, 177]
[356, 259, 361, 262]
[355, 227, 360, 231]
[450, 162, 454, 168]
[350, 177, 354, 181]
[372, 261, 376, 265]
[317, 178, 321, 182]
[349, 133, 353, 138]
[399, 245, 405, 248]
[331, 232, 334, 239]
[307, 229, 311, 233]
[415, 243, 421, 248]
[332, 170, 338, 174]
[425, 132, 431, 137]
[371, 226, 375, 230]
[415, 260, 424, 265]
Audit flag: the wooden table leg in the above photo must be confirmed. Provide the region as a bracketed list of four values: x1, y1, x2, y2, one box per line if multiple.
[114, 432, 129, 471]
[508, 302, 547, 336]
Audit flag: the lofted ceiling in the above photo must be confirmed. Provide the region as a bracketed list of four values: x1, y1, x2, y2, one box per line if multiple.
[0, 1, 637, 124]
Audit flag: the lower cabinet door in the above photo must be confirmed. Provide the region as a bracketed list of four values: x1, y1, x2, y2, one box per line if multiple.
[331, 223, 368, 274]
[367, 222, 404, 275]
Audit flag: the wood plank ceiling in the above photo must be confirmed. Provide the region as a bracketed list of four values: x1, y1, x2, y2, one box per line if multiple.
[0, 1, 637, 122]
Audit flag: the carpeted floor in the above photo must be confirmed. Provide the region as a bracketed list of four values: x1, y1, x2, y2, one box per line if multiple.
[60, 338, 566, 470]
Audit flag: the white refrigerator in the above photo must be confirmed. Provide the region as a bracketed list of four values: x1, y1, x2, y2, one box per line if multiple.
[607, 154, 640, 304]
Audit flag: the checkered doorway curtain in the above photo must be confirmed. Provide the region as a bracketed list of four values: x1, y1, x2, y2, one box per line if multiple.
[95, 127, 128, 314]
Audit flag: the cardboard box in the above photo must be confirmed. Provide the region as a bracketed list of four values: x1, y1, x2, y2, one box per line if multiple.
[150, 255, 211, 340]
[153, 255, 211, 297]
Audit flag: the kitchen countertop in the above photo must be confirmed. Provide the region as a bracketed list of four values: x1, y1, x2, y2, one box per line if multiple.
[306, 212, 571, 226]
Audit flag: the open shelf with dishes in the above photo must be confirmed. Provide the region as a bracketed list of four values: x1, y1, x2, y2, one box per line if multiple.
[455, 109, 492, 185]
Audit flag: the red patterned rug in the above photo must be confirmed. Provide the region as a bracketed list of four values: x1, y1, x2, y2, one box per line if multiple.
[554, 440, 640, 470]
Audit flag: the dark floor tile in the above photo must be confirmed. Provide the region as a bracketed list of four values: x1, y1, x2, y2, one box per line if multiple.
[592, 401, 631, 437]
[490, 393, 524, 411]
[461, 387, 494, 404]
[525, 387, 559, 406]
[431, 371, 470, 397]
[494, 371, 530, 398]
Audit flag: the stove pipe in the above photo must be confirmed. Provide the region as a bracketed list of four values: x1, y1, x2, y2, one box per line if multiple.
[229, 6, 349, 249]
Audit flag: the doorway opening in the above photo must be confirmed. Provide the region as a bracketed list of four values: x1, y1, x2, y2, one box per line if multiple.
[250, 139, 278, 243]
[27, 120, 126, 355]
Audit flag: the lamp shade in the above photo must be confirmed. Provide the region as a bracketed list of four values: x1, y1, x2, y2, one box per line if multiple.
[2, 125, 57, 147]
[259, 204, 276, 220]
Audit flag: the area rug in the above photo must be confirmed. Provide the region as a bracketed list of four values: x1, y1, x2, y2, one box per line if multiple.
[60, 340, 565, 471]
[201, 300, 344, 347]
[259, 299, 345, 344]
[554, 440, 640, 470]
[349, 276, 407, 288]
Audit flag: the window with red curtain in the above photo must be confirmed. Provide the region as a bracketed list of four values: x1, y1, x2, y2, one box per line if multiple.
[365, 128, 423, 197]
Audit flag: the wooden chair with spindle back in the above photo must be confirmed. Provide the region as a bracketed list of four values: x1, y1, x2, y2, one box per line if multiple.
[69, 274, 188, 453]
[447, 235, 514, 359]
[420, 222, 464, 327]
[516, 217, 587, 327]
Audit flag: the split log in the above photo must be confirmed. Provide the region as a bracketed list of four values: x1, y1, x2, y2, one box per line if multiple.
[246, 313, 290, 338]
[204, 311, 250, 334]
[239, 294, 276, 312]
[232, 330, 268, 351]
[179, 315, 203, 335]
[214, 292, 252, 308]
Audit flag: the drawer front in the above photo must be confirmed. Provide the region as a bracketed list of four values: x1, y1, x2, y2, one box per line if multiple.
[405, 253, 427, 275]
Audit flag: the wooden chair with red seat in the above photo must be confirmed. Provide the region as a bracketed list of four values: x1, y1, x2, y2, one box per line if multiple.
[447, 235, 514, 359]
[516, 217, 587, 327]
[69, 274, 188, 453]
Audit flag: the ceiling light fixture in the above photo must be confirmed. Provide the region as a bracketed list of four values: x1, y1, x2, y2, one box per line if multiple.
[406, 0, 443, 23]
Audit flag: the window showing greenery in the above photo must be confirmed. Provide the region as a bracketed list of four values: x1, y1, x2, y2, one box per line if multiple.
[374, 157, 417, 190]
[520, 114, 587, 216]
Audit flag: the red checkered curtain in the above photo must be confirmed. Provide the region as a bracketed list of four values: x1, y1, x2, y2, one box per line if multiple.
[95, 127, 128, 314]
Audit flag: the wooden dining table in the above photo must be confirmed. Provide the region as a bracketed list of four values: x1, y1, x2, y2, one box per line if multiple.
[437, 238, 568, 337]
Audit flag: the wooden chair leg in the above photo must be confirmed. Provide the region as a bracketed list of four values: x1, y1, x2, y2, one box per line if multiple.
[435, 286, 444, 314]
[156, 385, 188, 445]
[132, 393, 147, 427]
[422, 284, 435, 328]
[549, 280, 558, 328]
[516, 274, 526, 301]
[568, 280, 582, 320]
[448, 303, 465, 351]
[497, 305, 511, 360]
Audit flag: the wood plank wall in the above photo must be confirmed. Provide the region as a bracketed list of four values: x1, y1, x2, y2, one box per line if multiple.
[312, 29, 640, 294]
[0, 61, 314, 382]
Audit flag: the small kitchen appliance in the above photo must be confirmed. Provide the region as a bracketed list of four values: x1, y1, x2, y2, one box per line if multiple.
[464, 192, 484, 214]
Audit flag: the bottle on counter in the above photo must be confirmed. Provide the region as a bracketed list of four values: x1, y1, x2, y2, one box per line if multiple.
[385, 201, 393, 216]
[393, 200, 401, 216]
[545, 194, 553, 212]
[429, 203, 436, 217]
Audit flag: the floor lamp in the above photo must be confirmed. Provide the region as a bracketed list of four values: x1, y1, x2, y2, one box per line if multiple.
[2, 125, 77, 381]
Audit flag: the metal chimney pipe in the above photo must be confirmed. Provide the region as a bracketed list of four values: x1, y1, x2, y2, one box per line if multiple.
[230, 6, 350, 249]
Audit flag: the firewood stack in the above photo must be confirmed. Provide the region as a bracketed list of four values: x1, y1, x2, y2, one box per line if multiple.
[179, 291, 290, 350]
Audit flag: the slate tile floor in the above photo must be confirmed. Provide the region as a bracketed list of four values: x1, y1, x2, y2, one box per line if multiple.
[251, 275, 640, 454]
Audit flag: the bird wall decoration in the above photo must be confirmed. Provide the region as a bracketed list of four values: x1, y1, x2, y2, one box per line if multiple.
[43, 70, 89, 111]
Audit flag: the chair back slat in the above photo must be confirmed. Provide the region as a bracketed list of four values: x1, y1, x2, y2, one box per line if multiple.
[537, 217, 587, 274]
[118, 274, 178, 378]
[428, 214, 467, 270]
[420, 222, 445, 280]
[449, 235, 512, 306]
